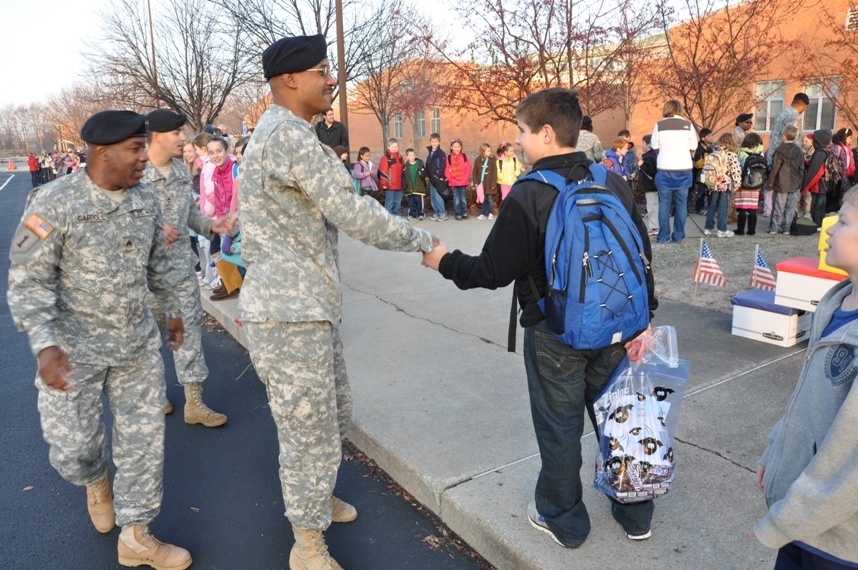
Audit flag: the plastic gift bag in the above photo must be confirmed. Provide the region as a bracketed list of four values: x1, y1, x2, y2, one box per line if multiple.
[593, 326, 689, 503]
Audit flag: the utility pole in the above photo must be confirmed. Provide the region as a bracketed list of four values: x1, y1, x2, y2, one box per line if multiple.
[147, 0, 159, 104]
[335, 0, 348, 135]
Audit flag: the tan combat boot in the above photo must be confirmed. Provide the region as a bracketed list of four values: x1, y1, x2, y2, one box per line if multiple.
[86, 475, 115, 533]
[331, 496, 357, 523]
[289, 528, 343, 570]
[183, 383, 227, 427]
[117, 524, 192, 570]
[165, 397, 173, 415]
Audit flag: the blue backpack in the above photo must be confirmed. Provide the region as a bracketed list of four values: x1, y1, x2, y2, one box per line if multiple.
[521, 164, 650, 350]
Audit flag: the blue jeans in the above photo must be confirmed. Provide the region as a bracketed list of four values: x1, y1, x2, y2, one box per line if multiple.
[480, 194, 494, 216]
[407, 195, 424, 218]
[656, 170, 692, 243]
[523, 321, 654, 547]
[429, 184, 446, 216]
[384, 190, 403, 216]
[452, 186, 468, 217]
[704, 191, 731, 232]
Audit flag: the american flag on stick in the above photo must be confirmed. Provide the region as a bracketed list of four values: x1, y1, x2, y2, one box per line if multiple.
[693, 239, 727, 287]
[749, 245, 777, 291]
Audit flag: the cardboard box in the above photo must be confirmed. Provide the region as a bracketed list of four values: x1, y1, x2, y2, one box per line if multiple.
[775, 256, 846, 312]
[818, 216, 848, 277]
[732, 289, 811, 347]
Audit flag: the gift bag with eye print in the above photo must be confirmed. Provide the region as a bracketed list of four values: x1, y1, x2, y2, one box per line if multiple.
[593, 326, 690, 503]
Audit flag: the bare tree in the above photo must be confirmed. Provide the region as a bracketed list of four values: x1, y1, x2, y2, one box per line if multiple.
[218, 80, 272, 133]
[653, 0, 800, 132]
[210, 0, 381, 103]
[795, 0, 858, 128]
[43, 81, 126, 150]
[89, 0, 254, 131]
[352, 8, 443, 148]
[422, 0, 658, 125]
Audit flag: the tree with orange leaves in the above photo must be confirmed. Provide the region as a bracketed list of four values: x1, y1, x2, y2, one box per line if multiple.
[652, 0, 801, 133]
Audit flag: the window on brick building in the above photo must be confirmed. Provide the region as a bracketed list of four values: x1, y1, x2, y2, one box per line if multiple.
[431, 109, 441, 135]
[754, 80, 786, 132]
[803, 80, 838, 131]
[416, 111, 425, 138]
[394, 113, 403, 138]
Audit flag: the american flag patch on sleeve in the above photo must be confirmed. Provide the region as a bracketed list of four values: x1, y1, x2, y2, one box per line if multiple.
[24, 213, 54, 239]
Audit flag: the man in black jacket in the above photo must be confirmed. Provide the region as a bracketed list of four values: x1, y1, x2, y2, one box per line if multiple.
[315, 109, 349, 151]
[422, 87, 657, 549]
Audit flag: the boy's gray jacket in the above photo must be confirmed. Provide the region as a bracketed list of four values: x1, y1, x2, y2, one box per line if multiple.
[237, 104, 433, 325]
[755, 279, 858, 563]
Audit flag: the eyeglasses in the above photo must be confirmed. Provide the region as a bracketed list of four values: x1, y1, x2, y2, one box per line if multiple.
[306, 65, 337, 81]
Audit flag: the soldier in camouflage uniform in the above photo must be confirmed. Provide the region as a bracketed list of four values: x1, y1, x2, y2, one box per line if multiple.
[7, 111, 193, 570]
[144, 109, 234, 427]
[240, 35, 438, 570]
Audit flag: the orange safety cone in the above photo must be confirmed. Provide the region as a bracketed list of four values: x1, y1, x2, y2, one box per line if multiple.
[7, 161, 16, 171]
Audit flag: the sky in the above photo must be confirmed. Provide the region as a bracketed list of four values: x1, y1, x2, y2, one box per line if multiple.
[0, 0, 106, 107]
[0, 0, 451, 108]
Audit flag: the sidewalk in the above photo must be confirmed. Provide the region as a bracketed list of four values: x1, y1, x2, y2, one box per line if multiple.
[202, 216, 801, 570]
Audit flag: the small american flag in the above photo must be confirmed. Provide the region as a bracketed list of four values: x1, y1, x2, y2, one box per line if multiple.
[750, 245, 777, 291]
[693, 239, 727, 287]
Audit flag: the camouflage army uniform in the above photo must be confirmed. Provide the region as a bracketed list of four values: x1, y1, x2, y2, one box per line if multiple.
[143, 159, 213, 385]
[766, 106, 802, 166]
[7, 169, 180, 526]
[239, 104, 434, 530]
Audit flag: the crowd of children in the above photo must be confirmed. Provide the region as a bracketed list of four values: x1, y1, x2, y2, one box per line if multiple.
[346, 134, 524, 222]
[647, 102, 857, 241]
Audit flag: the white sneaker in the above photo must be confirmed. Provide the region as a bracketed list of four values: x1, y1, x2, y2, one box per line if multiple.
[703, 229, 712, 236]
[717, 230, 734, 238]
[488, 214, 494, 220]
[477, 214, 487, 220]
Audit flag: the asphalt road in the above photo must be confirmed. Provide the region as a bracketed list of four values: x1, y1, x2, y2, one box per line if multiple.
[0, 171, 488, 570]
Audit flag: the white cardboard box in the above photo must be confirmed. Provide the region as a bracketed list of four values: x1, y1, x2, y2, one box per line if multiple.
[732, 289, 812, 348]
[774, 257, 845, 313]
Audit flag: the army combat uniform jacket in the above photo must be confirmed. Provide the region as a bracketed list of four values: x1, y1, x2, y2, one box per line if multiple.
[143, 159, 213, 272]
[8, 170, 180, 365]
[238, 104, 433, 325]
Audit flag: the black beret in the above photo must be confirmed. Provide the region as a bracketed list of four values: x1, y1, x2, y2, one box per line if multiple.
[262, 34, 327, 79]
[81, 110, 147, 145]
[147, 109, 187, 132]
[736, 113, 753, 124]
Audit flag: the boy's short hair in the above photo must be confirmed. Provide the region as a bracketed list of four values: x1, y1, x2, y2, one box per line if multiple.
[783, 125, 799, 141]
[388, 138, 398, 145]
[843, 184, 858, 207]
[429, 133, 440, 140]
[515, 87, 582, 149]
[642, 134, 652, 145]
[612, 137, 627, 150]
[618, 129, 631, 137]
[700, 128, 712, 138]
[662, 99, 683, 118]
[405, 148, 415, 154]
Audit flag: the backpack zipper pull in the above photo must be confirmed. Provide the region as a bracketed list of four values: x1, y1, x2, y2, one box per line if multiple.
[583, 252, 593, 277]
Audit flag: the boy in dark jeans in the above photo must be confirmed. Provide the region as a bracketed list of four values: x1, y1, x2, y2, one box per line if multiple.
[422, 87, 658, 548]
[426, 134, 448, 221]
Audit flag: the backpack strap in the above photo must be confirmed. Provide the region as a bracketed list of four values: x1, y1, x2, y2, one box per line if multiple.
[507, 274, 541, 352]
